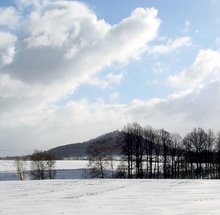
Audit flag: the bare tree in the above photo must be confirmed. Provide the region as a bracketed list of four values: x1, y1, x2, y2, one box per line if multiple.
[158, 129, 171, 179]
[132, 123, 144, 178]
[216, 132, 220, 178]
[183, 128, 207, 179]
[46, 158, 56, 179]
[120, 123, 144, 178]
[15, 158, 28, 180]
[170, 133, 183, 179]
[87, 140, 114, 178]
[115, 162, 127, 178]
[30, 151, 56, 180]
[204, 129, 215, 178]
[121, 124, 134, 178]
[106, 140, 116, 178]
[143, 127, 157, 178]
[154, 138, 161, 179]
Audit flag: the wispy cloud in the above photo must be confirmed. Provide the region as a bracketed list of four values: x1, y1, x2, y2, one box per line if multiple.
[86, 72, 124, 89]
[168, 49, 220, 89]
[180, 20, 190, 33]
[149, 37, 192, 54]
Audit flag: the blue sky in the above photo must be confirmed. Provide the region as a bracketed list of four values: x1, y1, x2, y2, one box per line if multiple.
[0, 0, 220, 155]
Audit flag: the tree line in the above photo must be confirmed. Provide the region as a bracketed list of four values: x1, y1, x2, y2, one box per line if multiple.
[15, 151, 56, 180]
[87, 123, 220, 179]
[14, 123, 220, 180]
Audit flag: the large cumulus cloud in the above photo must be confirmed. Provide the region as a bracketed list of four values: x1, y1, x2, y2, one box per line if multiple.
[0, 0, 161, 155]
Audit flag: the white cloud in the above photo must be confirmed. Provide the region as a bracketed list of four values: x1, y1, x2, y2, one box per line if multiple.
[87, 72, 123, 89]
[22, 1, 99, 48]
[169, 49, 220, 88]
[0, 1, 161, 154]
[0, 1, 160, 111]
[2, 80, 220, 155]
[0, 32, 17, 67]
[0, 74, 25, 98]
[5, 2, 159, 88]
[0, 7, 20, 29]
[146, 79, 159, 86]
[180, 20, 190, 33]
[150, 37, 192, 54]
[151, 62, 170, 74]
[126, 81, 220, 135]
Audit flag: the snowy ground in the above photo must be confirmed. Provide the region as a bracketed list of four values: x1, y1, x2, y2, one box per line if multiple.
[0, 160, 88, 172]
[0, 160, 88, 180]
[0, 160, 121, 180]
[1, 160, 220, 214]
[1, 179, 220, 215]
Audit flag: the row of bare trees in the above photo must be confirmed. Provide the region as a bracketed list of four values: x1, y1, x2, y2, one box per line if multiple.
[118, 123, 220, 179]
[15, 151, 56, 180]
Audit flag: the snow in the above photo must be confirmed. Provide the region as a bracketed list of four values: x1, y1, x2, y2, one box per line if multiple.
[1, 179, 220, 214]
[0, 160, 121, 180]
[0, 160, 88, 180]
[0, 160, 88, 172]
[1, 160, 220, 214]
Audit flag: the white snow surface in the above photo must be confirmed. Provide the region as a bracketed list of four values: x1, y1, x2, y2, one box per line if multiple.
[1, 179, 220, 215]
[0, 160, 88, 172]
[0, 160, 121, 180]
[0, 160, 89, 180]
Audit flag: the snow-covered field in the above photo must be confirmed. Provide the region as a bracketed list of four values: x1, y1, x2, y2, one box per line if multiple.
[0, 160, 88, 172]
[1, 179, 220, 215]
[1, 160, 220, 214]
[0, 160, 88, 180]
[0, 160, 121, 180]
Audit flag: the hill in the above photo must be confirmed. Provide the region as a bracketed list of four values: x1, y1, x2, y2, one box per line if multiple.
[47, 130, 121, 158]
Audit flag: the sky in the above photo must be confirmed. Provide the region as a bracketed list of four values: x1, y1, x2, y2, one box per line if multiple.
[0, 0, 220, 156]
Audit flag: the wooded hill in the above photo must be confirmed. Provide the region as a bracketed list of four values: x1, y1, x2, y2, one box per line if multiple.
[47, 130, 121, 158]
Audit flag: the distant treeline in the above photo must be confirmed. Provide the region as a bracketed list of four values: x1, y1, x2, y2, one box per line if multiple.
[87, 123, 220, 179]
[118, 123, 220, 179]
